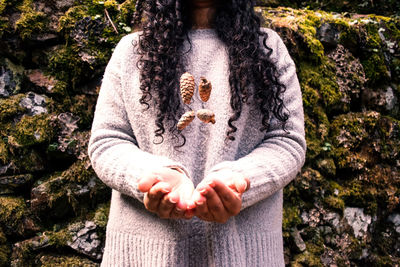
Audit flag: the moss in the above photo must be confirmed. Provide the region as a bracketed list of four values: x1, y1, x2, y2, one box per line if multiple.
[14, 148, 45, 173]
[366, 254, 395, 266]
[292, 250, 324, 267]
[298, 61, 342, 112]
[340, 179, 378, 215]
[297, 12, 324, 63]
[47, 45, 85, 86]
[0, 138, 8, 164]
[323, 195, 345, 213]
[359, 21, 391, 86]
[63, 159, 95, 183]
[10, 114, 55, 147]
[304, 115, 323, 161]
[329, 111, 383, 170]
[69, 94, 96, 128]
[0, 196, 27, 236]
[283, 205, 302, 231]
[0, 229, 10, 267]
[15, 0, 47, 39]
[315, 158, 336, 177]
[51, 80, 68, 96]
[347, 236, 363, 260]
[326, 180, 344, 196]
[305, 240, 324, 256]
[330, 111, 380, 149]
[0, 94, 25, 122]
[93, 202, 110, 229]
[48, 228, 71, 248]
[58, 5, 89, 34]
[361, 53, 390, 86]
[37, 254, 98, 267]
[336, 19, 360, 50]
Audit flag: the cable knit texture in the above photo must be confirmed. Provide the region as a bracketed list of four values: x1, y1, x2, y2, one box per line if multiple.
[88, 28, 306, 267]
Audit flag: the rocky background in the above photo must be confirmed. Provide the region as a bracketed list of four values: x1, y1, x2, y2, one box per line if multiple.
[0, 0, 399, 266]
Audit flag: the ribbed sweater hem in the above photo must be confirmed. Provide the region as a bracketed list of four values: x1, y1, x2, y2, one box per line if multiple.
[101, 228, 284, 267]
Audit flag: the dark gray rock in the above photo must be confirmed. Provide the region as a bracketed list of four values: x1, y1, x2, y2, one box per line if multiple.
[19, 92, 47, 116]
[0, 174, 34, 195]
[67, 221, 103, 260]
[0, 59, 24, 98]
[344, 207, 371, 239]
[317, 23, 340, 49]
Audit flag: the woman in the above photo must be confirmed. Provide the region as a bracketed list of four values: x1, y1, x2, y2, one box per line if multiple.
[88, 0, 306, 265]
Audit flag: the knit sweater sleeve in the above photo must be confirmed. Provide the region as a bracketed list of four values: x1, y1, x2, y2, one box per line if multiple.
[208, 29, 306, 210]
[88, 34, 190, 202]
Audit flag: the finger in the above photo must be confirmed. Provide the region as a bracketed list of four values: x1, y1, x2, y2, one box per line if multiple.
[193, 194, 211, 221]
[166, 191, 185, 219]
[184, 209, 195, 220]
[145, 182, 170, 211]
[213, 179, 241, 216]
[157, 194, 176, 219]
[176, 183, 195, 210]
[192, 189, 206, 206]
[138, 175, 161, 192]
[201, 186, 228, 223]
[234, 176, 250, 194]
[170, 206, 186, 219]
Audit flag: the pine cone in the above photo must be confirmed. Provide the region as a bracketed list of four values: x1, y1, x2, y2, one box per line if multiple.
[177, 111, 195, 130]
[197, 109, 216, 124]
[180, 72, 195, 104]
[199, 77, 212, 102]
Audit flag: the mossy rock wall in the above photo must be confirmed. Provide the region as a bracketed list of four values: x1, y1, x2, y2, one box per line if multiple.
[0, 1, 399, 266]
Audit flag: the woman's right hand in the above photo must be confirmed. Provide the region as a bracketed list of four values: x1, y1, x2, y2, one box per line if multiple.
[138, 167, 195, 219]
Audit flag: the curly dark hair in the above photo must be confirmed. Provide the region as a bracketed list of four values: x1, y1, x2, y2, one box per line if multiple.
[133, 0, 288, 147]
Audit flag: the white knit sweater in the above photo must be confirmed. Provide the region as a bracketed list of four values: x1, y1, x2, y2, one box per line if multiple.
[88, 28, 306, 266]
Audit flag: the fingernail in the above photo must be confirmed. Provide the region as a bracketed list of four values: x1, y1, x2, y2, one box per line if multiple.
[169, 198, 177, 204]
[161, 188, 170, 194]
[199, 188, 207, 194]
[195, 200, 204, 205]
[176, 207, 184, 212]
[207, 181, 215, 187]
[242, 181, 248, 191]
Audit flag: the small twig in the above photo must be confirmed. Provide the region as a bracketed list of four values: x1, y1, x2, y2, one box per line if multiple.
[104, 8, 119, 34]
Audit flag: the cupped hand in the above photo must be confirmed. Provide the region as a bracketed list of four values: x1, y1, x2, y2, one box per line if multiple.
[138, 167, 196, 219]
[191, 169, 250, 223]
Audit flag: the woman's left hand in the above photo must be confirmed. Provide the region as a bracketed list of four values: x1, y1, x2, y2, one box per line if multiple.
[192, 169, 250, 223]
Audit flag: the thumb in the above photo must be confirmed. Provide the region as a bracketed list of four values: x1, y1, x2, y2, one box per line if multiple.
[234, 175, 250, 194]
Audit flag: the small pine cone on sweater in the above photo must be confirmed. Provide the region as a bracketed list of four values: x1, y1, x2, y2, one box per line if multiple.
[197, 109, 216, 124]
[177, 111, 195, 130]
[180, 72, 195, 104]
[199, 77, 212, 102]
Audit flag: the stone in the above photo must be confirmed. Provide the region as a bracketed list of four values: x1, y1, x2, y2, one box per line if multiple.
[0, 59, 25, 98]
[327, 45, 366, 105]
[317, 23, 340, 49]
[67, 221, 103, 260]
[344, 207, 372, 239]
[324, 212, 341, 232]
[30, 165, 107, 219]
[37, 254, 99, 266]
[0, 196, 39, 237]
[11, 235, 50, 266]
[291, 228, 306, 252]
[385, 86, 397, 111]
[19, 92, 48, 116]
[25, 69, 57, 92]
[0, 163, 17, 176]
[0, 174, 34, 195]
[388, 213, 400, 233]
